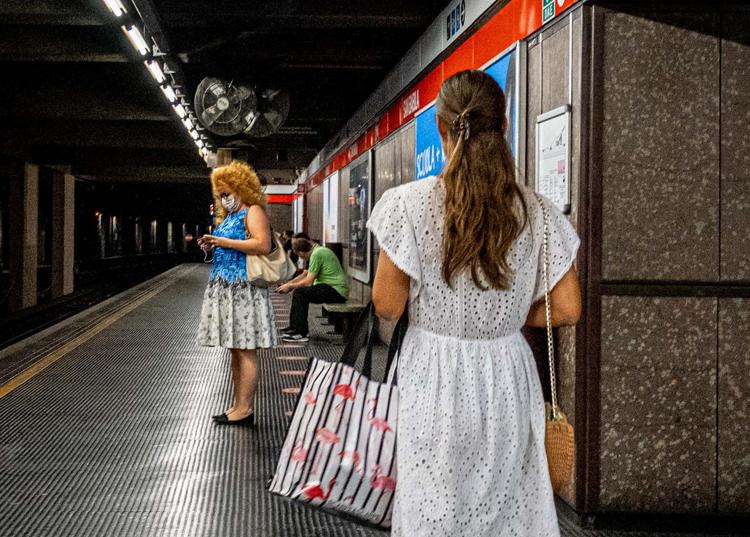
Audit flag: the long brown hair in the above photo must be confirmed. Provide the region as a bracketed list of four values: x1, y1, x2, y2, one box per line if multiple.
[436, 69, 527, 290]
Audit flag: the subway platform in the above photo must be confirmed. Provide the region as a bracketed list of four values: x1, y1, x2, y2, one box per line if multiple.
[0, 265, 743, 537]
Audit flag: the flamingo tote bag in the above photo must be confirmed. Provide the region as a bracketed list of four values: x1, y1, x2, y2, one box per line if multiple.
[268, 303, 407, 528]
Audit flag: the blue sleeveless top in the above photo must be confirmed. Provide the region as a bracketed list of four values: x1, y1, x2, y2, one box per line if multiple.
[209, 207, 248, 285]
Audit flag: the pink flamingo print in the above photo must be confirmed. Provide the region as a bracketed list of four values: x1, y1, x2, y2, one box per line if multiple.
[300, 478, 337, 501]
[338, 450, 363, 472]
[315, 428, 341, 445]
[311, 428, 341, 474]
[369, 417, 393, 434]
[291, 442, 307, 463]
[333, 379, 360, 412]
[370, 465, 396, 492]
[303, 391, 317, 406]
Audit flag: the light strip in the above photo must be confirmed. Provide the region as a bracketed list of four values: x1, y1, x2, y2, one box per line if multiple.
[189, 130, 199, 140]
[160, 84, 177, 103]
[195, 138, 205, 148]
[173, 104, 186, 118]
[144, 60, 165, 83]
[182, 117, 194, 131]
[121, 25, 149, 56]
[102, 0, 126, 17]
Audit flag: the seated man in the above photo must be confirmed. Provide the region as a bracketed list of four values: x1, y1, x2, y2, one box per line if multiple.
[277, 234, 348, 343]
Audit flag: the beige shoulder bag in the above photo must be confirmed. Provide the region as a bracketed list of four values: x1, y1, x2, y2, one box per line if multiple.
[245, 209, 296, 287]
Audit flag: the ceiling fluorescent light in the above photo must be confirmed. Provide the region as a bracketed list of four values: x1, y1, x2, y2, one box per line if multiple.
[121, 25, 149, 56]
[182, 118, 194, 131]
[103, 0, 126, 17]
[160, 84, 177, 103]
[190, 130, 200, 140]
[173, 104, 186, 118]
[144, 60, 165, 84]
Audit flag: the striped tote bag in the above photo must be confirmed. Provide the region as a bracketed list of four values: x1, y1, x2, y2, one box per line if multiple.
[268, 303, 407, 528]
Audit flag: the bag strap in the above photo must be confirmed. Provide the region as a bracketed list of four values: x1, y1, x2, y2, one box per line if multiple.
[340, 302, 408, 384]
[537, 195, 560, 420]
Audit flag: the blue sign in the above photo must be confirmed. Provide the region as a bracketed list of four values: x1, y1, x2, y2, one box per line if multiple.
[413, 48, 518, 180]
[485, 50, 517, 156]
[415, 104, 444, 180]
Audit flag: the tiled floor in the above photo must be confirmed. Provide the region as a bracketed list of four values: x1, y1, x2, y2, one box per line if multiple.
[0, 264, 742, 537]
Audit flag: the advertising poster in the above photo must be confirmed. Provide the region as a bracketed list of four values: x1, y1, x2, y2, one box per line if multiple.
[414, 46, 518, 180]
[323, 171, 339, 244]
[293, 196, 304, 233]
[484, 48, 517, 156]
[535, 105, 571, 213]
[348, 153, 371, 283]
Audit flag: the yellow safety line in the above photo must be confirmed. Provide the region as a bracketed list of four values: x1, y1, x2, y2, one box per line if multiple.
[0, 268, 188, 399]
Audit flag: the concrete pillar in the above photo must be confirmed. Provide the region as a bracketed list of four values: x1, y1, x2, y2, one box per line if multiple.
[8, 163, 39, 311]
[51, 172, 75, 298]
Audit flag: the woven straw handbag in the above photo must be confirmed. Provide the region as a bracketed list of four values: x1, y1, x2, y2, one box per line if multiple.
[538, 196, 575, 494]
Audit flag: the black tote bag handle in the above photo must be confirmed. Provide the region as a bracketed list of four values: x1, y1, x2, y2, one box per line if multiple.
[340, 301, 408, 383]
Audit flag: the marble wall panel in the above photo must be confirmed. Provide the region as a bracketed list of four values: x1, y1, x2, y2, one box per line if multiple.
[720, 14, 750, 281]
[600, 10, 720, 281]
[542, 21, 570, 112]
[718, 299, 750, 513]
[599, 296, 717, 512]
[525, 40, 542, 188]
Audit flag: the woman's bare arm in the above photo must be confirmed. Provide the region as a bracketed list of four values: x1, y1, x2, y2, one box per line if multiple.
[525, 266, 581, 327]
[372, 250, 410, 322]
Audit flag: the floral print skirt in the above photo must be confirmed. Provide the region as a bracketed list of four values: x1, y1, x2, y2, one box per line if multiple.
[197, 279, 278, 350]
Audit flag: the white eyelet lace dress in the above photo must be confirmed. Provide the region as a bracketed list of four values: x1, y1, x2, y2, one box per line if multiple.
[366, 177, 579, 537]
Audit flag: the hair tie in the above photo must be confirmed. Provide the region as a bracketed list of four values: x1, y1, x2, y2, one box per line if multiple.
[452, 111, 471, 140]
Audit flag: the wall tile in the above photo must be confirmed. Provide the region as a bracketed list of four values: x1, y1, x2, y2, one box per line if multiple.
[721, 14, 750, 183]
[600, 422, 716, 513]
[525, 40, 542, 188]
[600, 10, 720, 281]
[599, 296, 717, 512]
[721, 180, 750, 280]
[718, 299, 750, 513]
[542, 21, 570, 112]
[601, 296, 717, 370]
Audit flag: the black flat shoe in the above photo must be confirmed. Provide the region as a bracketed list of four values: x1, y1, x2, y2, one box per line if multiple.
[212, 413, 227, 421]
[214, 412, 255, 427]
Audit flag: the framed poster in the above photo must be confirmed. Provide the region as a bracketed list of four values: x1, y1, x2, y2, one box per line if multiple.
[323, 171, 339, 244]
[348, 152, 372, 283]
[535, 105, 571, 214]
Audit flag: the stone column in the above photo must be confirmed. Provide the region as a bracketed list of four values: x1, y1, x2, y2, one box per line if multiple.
[51, 172, 75, 298]
[8, 163, 39, 311]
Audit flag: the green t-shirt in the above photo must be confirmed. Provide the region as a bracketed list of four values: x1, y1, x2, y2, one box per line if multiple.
[307, 245, 349, 299]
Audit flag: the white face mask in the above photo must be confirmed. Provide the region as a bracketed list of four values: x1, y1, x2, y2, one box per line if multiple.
[220, 194, 240, 213]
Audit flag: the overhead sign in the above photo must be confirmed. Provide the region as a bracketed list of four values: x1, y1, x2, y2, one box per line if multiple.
[415, 105, 444, 180]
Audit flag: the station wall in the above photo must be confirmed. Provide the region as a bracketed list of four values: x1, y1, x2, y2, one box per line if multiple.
[295, 0, 750, 522]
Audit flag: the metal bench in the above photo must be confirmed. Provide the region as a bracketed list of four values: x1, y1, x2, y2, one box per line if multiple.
[321, 302, 366, 338]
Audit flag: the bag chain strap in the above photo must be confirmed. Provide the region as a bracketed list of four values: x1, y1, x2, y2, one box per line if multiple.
[539, 196, 560, 421]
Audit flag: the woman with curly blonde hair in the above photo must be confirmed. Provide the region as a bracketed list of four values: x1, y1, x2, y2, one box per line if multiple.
[196, 160, 277, 426]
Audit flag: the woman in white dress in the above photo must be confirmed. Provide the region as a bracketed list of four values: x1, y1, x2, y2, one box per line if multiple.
[367, 70, 581, 536]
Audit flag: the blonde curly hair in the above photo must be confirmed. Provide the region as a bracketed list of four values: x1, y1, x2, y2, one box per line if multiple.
[210, 160, 266, 224]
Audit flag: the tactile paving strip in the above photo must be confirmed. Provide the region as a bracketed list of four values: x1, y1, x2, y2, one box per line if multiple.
[0, 264, 741, 537]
